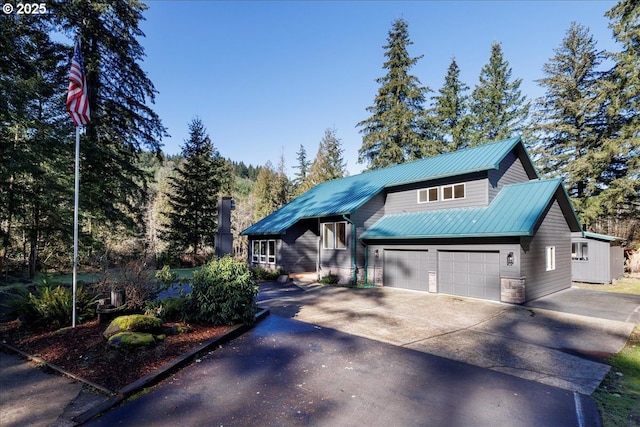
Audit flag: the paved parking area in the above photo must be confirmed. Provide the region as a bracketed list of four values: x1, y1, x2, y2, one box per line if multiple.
[259, 283, 639, 394]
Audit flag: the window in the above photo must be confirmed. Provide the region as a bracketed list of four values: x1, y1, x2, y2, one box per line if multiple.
[418, 187, 439, 203]
[252, 241, 260, 263]
[268, 240, 276, 263]
[442, 183, 465, 200]
[322, 221, 347, 250]
[251, 239, 276, 264]
[571, 242, 589, 261]
[546, 246, 556, 271]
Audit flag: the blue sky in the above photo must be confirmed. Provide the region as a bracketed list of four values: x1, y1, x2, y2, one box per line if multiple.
[139, 1, 618, 176]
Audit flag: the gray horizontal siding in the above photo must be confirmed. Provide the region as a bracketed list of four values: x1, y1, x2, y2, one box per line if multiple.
[520, 201, 571, 300]
[488, 152, 531, 201]
[385, 178, 488, 214]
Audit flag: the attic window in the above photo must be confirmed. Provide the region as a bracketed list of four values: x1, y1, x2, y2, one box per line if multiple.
[417, 187, 439, 203]
[442, 183, 465, 200]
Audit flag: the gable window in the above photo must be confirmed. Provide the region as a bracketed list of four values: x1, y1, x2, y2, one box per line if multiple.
[442, 183, 465, 200]
[418, 187, 439, 203]
[252, 239, 276, 264]
[322, 221, 347, 250]
[546, 246, 556, 271]
[571, 242, 588, 261]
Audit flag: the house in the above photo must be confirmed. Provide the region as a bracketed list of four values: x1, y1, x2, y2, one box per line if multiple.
[571, 231, 625, 284]
[241, 137, 582, 303]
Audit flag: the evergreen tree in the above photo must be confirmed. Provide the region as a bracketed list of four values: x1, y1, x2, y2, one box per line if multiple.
[51, 0, 167, 253]
[428, 58, 472, 152]
[301, 128, 347, 193]
[470, 42, 530, 145]
[292, 144, 310, 195]
[0, 15, 72, 277]
[357, 18, 429, 169]
[532, 22, 606, 214]
[164, 118, 226, 257]
[592, 0, 640, 224]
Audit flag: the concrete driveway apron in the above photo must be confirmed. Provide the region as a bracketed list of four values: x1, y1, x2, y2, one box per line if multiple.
[259, 283, 639, 395]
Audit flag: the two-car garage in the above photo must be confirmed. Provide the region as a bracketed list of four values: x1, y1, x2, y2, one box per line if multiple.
[383, 249, 501, 301]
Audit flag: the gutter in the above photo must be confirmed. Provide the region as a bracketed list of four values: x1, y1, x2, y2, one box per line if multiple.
[342, 214, 358, 284]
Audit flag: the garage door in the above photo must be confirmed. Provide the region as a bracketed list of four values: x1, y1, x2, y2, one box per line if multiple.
[384, 250, 430, 291]
[438, 251, 500, 300]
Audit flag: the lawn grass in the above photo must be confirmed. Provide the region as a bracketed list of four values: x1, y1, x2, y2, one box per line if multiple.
[583, 274, 640, 427]
[592, 324, 640, 427]
[574, 274, 640, 295]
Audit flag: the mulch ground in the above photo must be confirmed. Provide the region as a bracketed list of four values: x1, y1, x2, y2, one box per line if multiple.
[0, 319, 233, 392]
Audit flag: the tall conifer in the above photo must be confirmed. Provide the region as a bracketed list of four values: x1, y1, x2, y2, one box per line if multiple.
[470, 42, 530, 145]
[358, 18, 429, 169]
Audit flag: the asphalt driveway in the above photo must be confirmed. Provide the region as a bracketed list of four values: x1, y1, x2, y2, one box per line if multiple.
[86, 314, 601, 427]
[258, 282, 639, 395]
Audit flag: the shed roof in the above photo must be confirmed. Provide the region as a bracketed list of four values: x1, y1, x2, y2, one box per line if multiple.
[242, 137, 530, 236]
[581, 231, 625, 242]
[360, 179, 575, 239]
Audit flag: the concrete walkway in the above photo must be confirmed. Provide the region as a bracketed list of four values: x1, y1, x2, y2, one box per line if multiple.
[259, 283, 639, 395]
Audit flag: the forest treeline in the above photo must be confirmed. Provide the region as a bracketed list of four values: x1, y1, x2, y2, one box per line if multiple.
[1, 1, 637, 279]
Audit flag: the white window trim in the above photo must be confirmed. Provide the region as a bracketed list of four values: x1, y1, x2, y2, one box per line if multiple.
[252, 239, 276, 265]
[442, 183, 466, 201]
[322, 221, 347, 250]
[546, 246, 556, 271]
[571, 242, 589, 261]
[417, 187, 439, 204]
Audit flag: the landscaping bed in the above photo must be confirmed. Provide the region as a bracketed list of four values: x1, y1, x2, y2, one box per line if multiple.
[0, 318, 233, 392]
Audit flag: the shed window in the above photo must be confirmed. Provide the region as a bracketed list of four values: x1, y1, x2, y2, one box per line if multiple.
[546, 246, 556, 271]
[571, 242, 589, 261]
[322, 221, 347, 250]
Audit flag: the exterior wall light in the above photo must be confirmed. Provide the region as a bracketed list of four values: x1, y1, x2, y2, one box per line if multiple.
[375, 249, 379, 258]
[507, 252, 514, 266]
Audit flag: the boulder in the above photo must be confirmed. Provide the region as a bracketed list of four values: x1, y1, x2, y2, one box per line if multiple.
[107, 332, 157, 350]
[103, 314, 162, 339]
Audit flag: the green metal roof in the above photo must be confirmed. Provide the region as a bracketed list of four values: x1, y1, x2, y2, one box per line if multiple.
[241, 137, 528, 236]
[582, 231, 624, 242]
[361, 179, 568, 240]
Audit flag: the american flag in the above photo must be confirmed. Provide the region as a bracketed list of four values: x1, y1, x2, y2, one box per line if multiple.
[66, 39, 90, 126]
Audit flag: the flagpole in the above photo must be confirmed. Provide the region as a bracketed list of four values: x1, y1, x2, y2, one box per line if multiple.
[72, 125, 80, 328]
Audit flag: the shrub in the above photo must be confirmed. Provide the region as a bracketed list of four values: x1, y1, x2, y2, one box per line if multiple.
[95, 259, 158, 311]
[4, 282, 97, 328]
[185, 256, 258, 325]
[319, 273, 340, 285]
[144, 297, 186, 321]
[252, 266, 285, 281]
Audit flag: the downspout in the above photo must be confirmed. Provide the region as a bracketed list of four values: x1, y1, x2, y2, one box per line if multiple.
[363, 242, 369, 285]
[342, 214, 358, 284]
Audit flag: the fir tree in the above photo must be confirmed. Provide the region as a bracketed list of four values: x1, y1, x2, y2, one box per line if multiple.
[292, 144, 310, 195]
[428, 58, 472, 152]
[532, 22, 606, 214]
[357, 18, 429, 169]
[592, 0, 640, 224]
[0, 15, 72, 277]
[300, 128, 347, 193]
[470, 42, 530, 145]
[164, 118, 226, 257]
[51, 0, 168, 251]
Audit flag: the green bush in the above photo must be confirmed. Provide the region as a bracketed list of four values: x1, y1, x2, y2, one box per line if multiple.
[185, 256, 258, 325]
[319, 273, 340, 285]
[251, 266, 285, 281]
[145, 297, 186, 321]
[4, 282, 97, 328]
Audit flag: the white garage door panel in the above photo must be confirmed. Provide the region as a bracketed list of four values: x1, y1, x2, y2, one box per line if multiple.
[438, 251, 500, 301]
